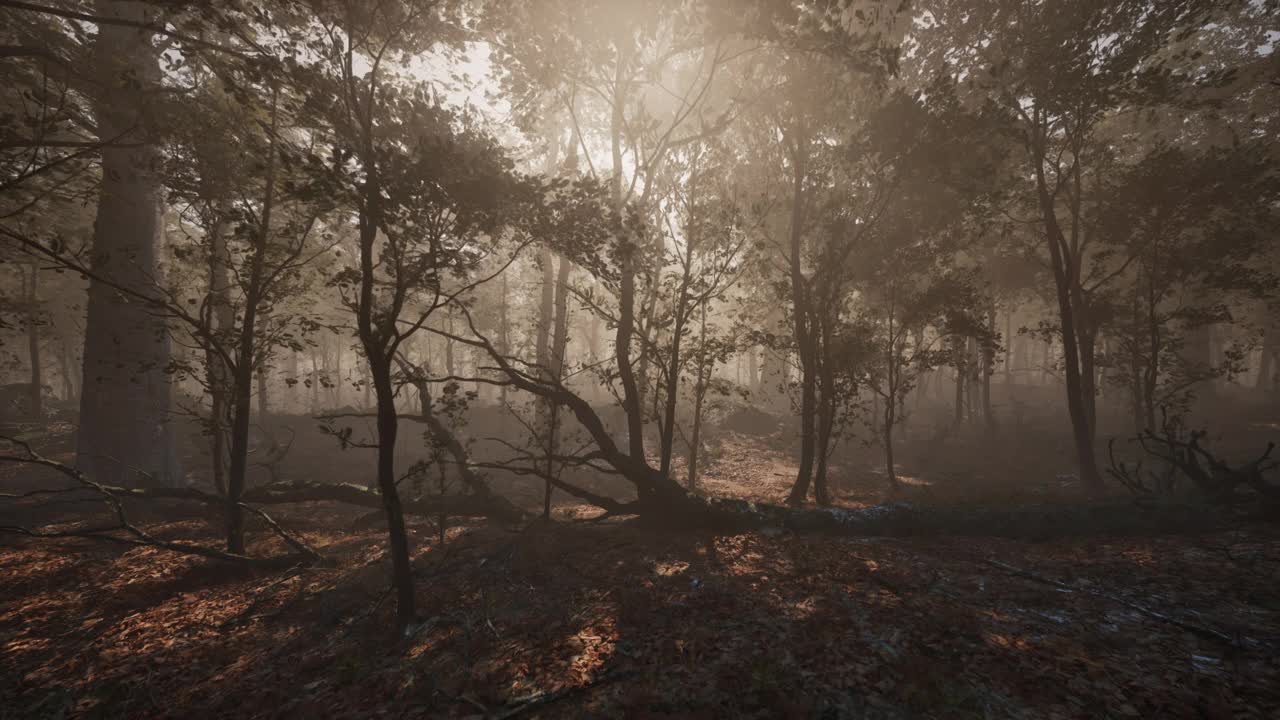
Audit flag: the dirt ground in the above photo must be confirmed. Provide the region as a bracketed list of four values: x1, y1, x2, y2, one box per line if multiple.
[3, 419, 1280, 718]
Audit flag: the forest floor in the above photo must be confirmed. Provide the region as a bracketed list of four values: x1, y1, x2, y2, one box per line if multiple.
[3, 434, 1280, 719]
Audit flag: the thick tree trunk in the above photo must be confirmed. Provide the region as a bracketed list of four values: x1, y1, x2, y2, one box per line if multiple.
[78, 1, 178, 488]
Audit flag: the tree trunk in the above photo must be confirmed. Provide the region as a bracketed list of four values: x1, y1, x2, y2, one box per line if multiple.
[785, 125, 816, 506]
[1033, 126, 1103, 491]
[77, 1, 178, 488]
[498, 272, 510, 406]
[610, 65, 646, 465]
[286, 350, 299, 415]
[25, 265, 43, 420]
[982, 307, 995, 432]
[225, 85, 280, 554]
[544, 255, 572, 518]
[1003, 307, 1013, 387]
[813, 313, 835, 506]
[660, 193, 700, 478]
[687, 302, 710, 491]
[332, 339, 343, 408]
[883, 403, 897, 488]
[256, 348, 270, 418]
[371, 360, 414, 627]
[205, 212, 232, 496]
[57, 338, 76, 404]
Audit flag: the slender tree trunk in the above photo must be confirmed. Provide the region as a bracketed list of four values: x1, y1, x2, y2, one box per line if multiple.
[370, 359, 414, 626]
[286, 349, 299, 415]
[498, 272, 510, 406]
[355, 221, 414, 627]
[206, 211, 232, 496]
[813, 313, 835, 506]
[225, 85, 280, 554]
[25, 265, 43, 420]
[362, 358, 371, 410]
[983, 307, 995, 431]
[687, 302, 710, 491]
[444, 315, 455, 379]
[78, 1, 177, 487]
[542, 255, 572, 518]
[256, 348, 269, 417]
[1032, 124, 1103, 491]
[785, 125, 816, 506]
[534, 246, 556, 517]
[609, 66, 647, 469]
[333, 340, 343, 408]
[1003, 308, 1013, 387]
[884, 303, 900, 490]
[58, 338, 76, 404]
[660, 198, 699, 477]
[310, 349, 321, 413]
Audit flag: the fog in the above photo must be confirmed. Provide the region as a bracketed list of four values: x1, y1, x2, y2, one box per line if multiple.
[2, 1, 1278, 716]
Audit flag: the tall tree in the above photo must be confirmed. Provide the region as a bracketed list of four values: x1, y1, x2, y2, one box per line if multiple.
[77, 0, 179, 487]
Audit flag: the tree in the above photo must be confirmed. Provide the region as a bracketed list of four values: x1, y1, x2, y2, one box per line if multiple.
[1097, 144, 1278, 431]
[916, 0, 1238, 491]
[298, 0, 525, 628]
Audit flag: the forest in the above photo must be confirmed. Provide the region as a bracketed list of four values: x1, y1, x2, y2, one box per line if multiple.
[1, 0, 1279, 717]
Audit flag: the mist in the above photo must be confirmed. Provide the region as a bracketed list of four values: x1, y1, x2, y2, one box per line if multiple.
[2, 1, 1279, 717]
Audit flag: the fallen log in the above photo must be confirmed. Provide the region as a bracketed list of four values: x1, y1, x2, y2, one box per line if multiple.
[652, 496, 1241, 539]
[243, 481, 518, 521]
[0, 437, 320, 567]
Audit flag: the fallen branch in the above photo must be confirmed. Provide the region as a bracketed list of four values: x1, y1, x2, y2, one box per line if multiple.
[984, 558, 1267, 650]
[394, 354, 530, 525]
[243, 480, 513, 520]
[0, 437, 320, 567]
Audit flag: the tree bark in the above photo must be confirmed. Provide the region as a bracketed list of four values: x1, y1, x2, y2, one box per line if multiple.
[544, 255, 572, 517]
[1032, 118, 1103, 491]
[785, 123, 816, 506]
[25, 264, 42, 420]
[225, 85, 279, 554]
[205, 211, 232, 496]
[687, 303, 710, 491]
[77, 0, 178, 488]
[497, 272, 510, 406]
